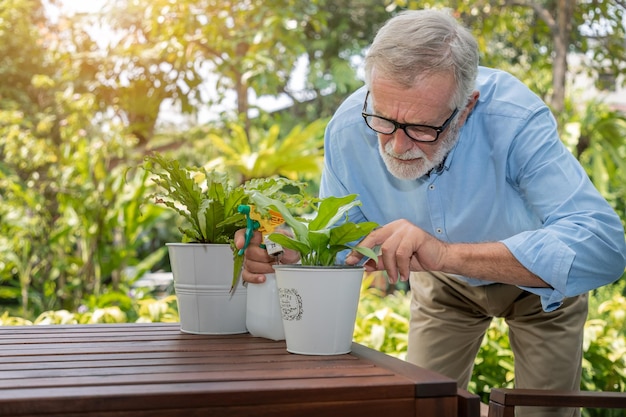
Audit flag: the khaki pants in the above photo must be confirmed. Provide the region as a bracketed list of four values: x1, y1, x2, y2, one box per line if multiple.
[408, 272, 588, 417]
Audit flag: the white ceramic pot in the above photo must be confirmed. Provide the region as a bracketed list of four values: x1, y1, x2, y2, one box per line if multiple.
[167, 243, 247, 335]
[245, 273, 285, 341]
[272, 265, 364, 355]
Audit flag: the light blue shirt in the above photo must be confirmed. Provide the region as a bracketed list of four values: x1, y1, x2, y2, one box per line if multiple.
[320, 66, 626, 312]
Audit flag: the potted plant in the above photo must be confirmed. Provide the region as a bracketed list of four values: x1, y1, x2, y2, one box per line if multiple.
[249, 191, 379, 355]
[142, 153, 303, 335]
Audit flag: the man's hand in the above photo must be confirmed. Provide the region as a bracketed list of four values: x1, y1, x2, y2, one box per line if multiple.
[345, 219, 548, 288]
[345, 219, 448, 283]
[234, 229, 300, 284]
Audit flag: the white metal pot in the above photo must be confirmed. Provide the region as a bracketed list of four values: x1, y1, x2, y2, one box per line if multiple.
[167, 243, 247, 335]
[272, 265, 364, 355]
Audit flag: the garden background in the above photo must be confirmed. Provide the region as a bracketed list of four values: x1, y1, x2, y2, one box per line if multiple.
[1, 0, 625, 413]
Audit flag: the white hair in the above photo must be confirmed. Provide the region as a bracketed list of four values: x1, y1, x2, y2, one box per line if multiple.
[364, 9, 479, 109]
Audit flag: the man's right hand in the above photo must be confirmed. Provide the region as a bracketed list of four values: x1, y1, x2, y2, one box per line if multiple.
[234, 229, 300, 284]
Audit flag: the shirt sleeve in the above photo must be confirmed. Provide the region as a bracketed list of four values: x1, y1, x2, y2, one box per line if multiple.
[500, 108, 626, 312]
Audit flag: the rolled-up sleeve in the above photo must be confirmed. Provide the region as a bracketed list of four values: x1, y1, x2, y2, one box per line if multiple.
[501, 111, 626, 312]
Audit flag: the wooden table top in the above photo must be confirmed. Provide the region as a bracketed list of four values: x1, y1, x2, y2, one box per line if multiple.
[0, 322, 462, 417]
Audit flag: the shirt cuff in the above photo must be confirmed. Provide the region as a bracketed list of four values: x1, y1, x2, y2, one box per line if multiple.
[502, 231, 576, 312]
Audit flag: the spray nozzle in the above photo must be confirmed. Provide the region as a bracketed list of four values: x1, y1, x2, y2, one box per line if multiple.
[238, 204, 260, 256]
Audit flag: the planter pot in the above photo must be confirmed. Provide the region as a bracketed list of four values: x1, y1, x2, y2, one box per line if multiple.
[167, 243, 247, 335]
[245, 273, 285, 341]
[272, 265, 364, 355]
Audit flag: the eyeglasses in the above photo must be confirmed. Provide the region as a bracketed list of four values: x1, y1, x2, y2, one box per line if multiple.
[361, 91, 458, 143]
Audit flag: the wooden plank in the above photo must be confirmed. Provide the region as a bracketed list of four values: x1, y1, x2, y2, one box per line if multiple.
[0, 361, 391, 390]
[489, 388, 626, 409]
[457, 388, 481, 417]
[0, 334, 276, 349]
[0, 325, 180, 342]
[486, 403, 510, 417]
[0, 340, 287, 356]
[0, 350, 355, 370]
[415, 396, 458, 417]
[0, 398, 416, 417]
[0, 377, 415, 415]
[0, 323, 180, 334]
[0, 348, 292, 367]
[0, 328, 245, 340]
[351, 343, 457, 398]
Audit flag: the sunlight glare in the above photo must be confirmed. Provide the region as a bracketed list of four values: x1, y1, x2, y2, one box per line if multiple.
[60, 0, 106, 14]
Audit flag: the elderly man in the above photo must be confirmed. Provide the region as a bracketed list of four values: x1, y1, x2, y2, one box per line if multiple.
[237, 9, 626, 417]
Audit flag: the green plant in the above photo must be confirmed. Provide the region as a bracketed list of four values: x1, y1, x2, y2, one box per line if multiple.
[0, 294, 180, 325]
[470, 318, 515, 403]
[135, 295, 179, 323]
[249, 191, 379, 266]
[142, 153, 305, 286]
[143, 153, 247, 244]
[205, 120, 326, 183]
[582, 293, 626, 389]
[144, 153, 305, 243]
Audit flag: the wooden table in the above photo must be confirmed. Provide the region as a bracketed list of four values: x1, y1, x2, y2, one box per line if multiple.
[0, 323, 470, 417]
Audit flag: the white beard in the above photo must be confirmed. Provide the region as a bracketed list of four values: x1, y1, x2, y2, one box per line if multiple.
[378, 120, 461, 180]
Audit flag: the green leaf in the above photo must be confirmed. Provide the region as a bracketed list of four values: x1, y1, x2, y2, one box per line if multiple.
[267, 232, 311, 256]
[308, 194, 361, 232]
[350, 245, 379, 262]
[231, 250, 244, 295]
[329, 221, 379, 246]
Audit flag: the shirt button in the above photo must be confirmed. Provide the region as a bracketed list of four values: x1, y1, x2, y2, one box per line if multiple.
[429, 185, 435, 190]
[436, 228, 443, 234]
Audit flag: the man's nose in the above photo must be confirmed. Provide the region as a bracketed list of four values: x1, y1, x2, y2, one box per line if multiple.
[390, 130, 414, 154]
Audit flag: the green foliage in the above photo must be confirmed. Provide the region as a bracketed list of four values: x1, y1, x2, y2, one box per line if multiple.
[143, 153, 248, 244]
[0, 7, 624, 414]
[205, 120, 327, 184]
[469, 319, 515, 400]
[87, 0, 390, 134]
[354, 273, 410, 360]
[582, 294, 626, 392]
[0, 295, 179, 325]
[451, 1, 554, 98]
[249, 192, 379, 266]
[0, 0, 50, 108]
[135, 295, 179, 323]
[564, 101, 626, 226]
[0, 81, 170, 318]
[143, 153, 307, 245]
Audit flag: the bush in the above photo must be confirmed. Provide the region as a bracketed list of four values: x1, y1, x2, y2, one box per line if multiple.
[354, 273, 410, 360]
[0, 295, 178, 325]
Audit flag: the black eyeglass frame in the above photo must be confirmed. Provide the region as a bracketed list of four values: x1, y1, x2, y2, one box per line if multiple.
[361, 91, 458, 143]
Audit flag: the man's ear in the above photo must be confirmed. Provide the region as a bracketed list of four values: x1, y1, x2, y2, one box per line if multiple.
[458, 91, 480, 125]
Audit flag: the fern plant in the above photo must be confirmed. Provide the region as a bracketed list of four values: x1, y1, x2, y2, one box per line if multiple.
[144, 153, 245, 244]
[143, 153, 303, 244]
[142, 153, 305, 286]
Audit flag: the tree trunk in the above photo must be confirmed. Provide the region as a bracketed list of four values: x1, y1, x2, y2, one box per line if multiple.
[235, 41, 251, 138]
[550, 0, 574, 113]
